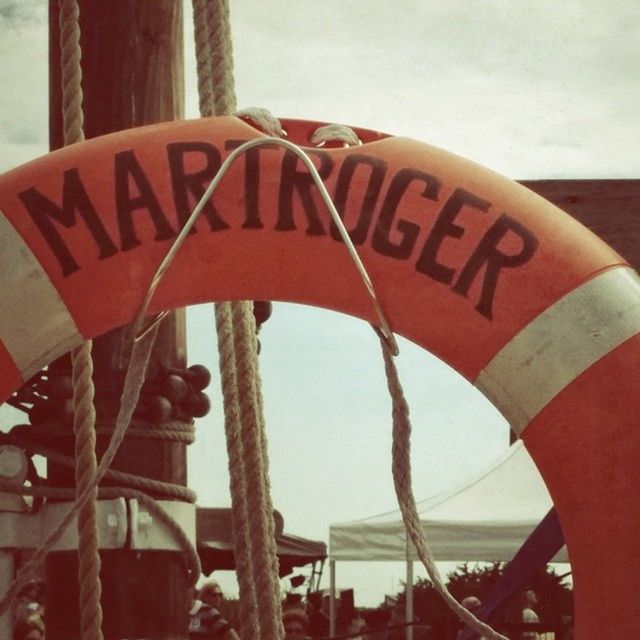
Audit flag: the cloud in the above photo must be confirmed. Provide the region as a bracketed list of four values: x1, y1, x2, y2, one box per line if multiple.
[207, 0, 639, 178]
[3, 1, 639, 177]
[3, 122, 42, 145]
[0, 1, 48, 171]
[0, 0, 44, 32]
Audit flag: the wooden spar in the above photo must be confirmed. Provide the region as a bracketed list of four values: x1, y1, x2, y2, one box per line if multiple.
[522, 179, 640, 267]
[46, 2, 189, 639]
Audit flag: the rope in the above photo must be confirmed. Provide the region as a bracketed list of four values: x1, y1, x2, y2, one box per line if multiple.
[381, 343, 510, 640]
[7, 432, 197, 503]
[215, 303, 260, 640]
[59, 1, 103, 637]
[231, 301, 282, 639]
[71, 342, 103, 640]
[59, 0, 84, 147]
[14, 419, 196, 444]
[0, 323, 204, 618]
[250, 117, 498, 638]
[191, 1, 283, 637]
[206, 0, 237, 115]
[192, 1, 259, 636]
[192, 0, 214, 117]
[93, 425, 195, 444]
[310, 123, 361, 147]
[236, 107, 287, 137]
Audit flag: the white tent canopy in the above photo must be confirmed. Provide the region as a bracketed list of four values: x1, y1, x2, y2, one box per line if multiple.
[329, 441, 568, 563]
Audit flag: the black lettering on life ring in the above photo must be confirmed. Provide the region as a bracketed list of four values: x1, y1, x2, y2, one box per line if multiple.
[168, 141, 228, 233]
[415, 188, 491, 283]
[372, 168, 441, 259]
[19, 167, 118, 277]
[275, 148, 332, 236]
[114, 150, 177, 251]
[329, 153, 387, 245]
[15, 140, 538, 323]
[452, 213, 539, 319]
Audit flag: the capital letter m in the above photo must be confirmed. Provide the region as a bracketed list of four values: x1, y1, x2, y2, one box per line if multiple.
[18, 168, 117, 276]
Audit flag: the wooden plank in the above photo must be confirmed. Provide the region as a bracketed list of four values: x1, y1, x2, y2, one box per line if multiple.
[521, 179, 640, 270]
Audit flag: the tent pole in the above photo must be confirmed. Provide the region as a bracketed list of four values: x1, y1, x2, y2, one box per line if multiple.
[0, 552, 14, 640]
[329, 559, 337, 637]
[406, 535, 414, 640]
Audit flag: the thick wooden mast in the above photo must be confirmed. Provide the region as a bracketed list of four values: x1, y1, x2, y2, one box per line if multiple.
[47, 2, 190, 638]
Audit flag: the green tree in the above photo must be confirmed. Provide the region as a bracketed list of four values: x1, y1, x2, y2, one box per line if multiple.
[394, 563, 573, 639]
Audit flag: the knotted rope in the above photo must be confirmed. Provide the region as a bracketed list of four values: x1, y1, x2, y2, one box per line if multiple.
[59, 2, 103, 638]
[192, 1, 283, 638]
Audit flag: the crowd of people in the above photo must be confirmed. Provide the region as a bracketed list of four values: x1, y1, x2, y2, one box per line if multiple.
[188, 582, 548, 640]
[10, 578, 548, 640]
[189, 582, 369, 640]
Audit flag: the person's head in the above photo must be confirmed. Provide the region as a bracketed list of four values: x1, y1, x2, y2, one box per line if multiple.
[18, 582, 44, 605]
[320, 589, 340, 615]
[461, 596, 482, 612]
[199, 581, 224, 607]
[523, 588, 538, 607]
[283, 607, 308, 640]
[347, 615, 366, 632]
[13, 615, 44, 640]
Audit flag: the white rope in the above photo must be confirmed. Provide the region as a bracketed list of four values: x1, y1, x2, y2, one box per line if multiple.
[236, 107, 287, 137]
[311, 123, 361, 147]
[215, 303, 260, 639]
[191, 2, 283, 638]
[382, 344, 510, 640]
[58, 2, 104, 637]
[0, 478, 201, 583]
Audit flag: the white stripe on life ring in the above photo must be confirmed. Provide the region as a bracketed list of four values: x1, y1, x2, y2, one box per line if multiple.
[0, 211, 82, 383]
[476, 266, 640, 435]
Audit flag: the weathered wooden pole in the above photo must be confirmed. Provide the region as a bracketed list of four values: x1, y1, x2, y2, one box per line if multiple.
[46, 2, 191, 638]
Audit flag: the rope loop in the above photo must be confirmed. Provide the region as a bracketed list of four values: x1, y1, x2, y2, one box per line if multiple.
[7, 430, 196, 503]
[311, 123, 361, 147]
[236, 107, 287, 138]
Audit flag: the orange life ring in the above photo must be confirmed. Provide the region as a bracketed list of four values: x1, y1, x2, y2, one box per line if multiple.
[0, 116, 638, 638]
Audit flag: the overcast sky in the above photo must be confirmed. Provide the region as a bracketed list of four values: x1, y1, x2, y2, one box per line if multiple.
[1, 0, 639, 606]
